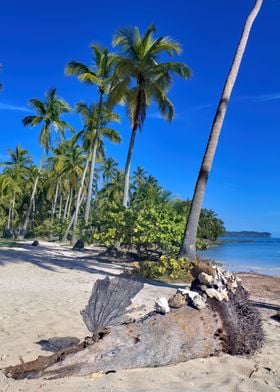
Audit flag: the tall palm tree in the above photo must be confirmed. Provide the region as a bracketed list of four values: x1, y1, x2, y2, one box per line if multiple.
[109, 24, 191, 208]
[21, 88, 72, 236]
[75, 103, 121, 224]
[100, 157, 118, 184]
[65, 45, 117, 225]
[179, 0, 263, 259]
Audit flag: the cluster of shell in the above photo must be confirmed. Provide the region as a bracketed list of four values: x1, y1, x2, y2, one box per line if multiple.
[154, 262, 242, 314]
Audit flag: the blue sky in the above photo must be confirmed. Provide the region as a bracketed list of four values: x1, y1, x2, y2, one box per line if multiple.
[0, 0, 279, 235]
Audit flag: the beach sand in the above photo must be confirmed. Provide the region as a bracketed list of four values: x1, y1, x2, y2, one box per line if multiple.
[0, 241, 279, 391]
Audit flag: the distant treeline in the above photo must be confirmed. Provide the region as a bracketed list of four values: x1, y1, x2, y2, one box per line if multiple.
[223, 231, 271, 238]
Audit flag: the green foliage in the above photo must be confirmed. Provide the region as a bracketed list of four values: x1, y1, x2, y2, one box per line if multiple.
[139, 256, 195, 281]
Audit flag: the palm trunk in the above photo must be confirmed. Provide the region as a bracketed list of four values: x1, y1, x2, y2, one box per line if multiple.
[50, 182, 59, 225]
[122, 126, 137, 208]
[62, 190, 86, 242]
[84, 91, 103, 223]
[63, 192, 70, 220]
[179, 0, 263, 260]
[11, 195, 15, 231]
[66, 187, 73, 220]
[58, 193, 62, 220]
[84, 139, 98, 224]
[7, 202, 12, 230]
[21, 151, 44, 237]
[70, 158, 90, 245]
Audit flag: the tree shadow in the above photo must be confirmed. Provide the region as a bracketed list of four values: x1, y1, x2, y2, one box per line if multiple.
[0, 243, 121, 277]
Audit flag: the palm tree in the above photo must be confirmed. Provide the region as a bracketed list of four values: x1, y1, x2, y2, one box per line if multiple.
[65, 45, 117, 225]
[132, 166, 147, 189]
[179, 0, 263, 259]
[2, 145, 32, 231]
[75, 103, 121, 224]
[100, 170, 124, 207]
[109, 24, 191, 208]
[100, 157, 118, 184]
[21, 88, 72, 236]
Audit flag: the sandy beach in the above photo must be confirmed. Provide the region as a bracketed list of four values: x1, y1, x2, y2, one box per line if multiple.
[0, 241, 279, 391]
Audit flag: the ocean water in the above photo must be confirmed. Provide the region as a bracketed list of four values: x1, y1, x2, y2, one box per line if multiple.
[198, 237, 280, 276]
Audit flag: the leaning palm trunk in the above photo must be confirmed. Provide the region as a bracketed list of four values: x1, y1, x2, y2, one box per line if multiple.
[122, 126, 137, 208]
[179, 0, 263, 259]
[70, 158, 90, 245]
[84, 138, 98, 224]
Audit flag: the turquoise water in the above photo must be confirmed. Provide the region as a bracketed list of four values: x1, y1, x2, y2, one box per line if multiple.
[198, 237, 280, 276]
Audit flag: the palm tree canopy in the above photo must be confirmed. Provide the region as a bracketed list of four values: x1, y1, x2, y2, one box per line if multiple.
[22, 88, 72, 153]
[109, 24, 191, 130]
[65, 45, 116, 94]
[75, 103, 121, 152]
[100, 157, 118, 183]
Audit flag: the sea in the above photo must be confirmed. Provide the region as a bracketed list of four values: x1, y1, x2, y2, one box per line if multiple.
[198, 237, 280, 276]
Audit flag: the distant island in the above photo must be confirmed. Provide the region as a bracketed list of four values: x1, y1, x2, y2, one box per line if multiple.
[223, 231, 271, 238]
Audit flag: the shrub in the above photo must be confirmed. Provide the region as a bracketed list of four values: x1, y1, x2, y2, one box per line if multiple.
[138, 256, 196, 281]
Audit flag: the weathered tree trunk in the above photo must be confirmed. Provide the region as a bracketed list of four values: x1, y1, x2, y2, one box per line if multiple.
[122, 126, 137, 208]
[5, 288, 263, 380]
[84, 139, 98, 224]
[179, 0, 263, 260]
[5, 305, 223, 380]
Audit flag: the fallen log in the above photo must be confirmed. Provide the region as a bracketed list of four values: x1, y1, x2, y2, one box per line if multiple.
[4, 271, 264, 380]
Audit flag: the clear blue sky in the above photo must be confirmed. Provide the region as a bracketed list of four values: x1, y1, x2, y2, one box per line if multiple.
[0, 0, 279, 235]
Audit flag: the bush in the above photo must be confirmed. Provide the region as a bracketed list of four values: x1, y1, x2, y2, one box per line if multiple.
[138, 255, 196, 281]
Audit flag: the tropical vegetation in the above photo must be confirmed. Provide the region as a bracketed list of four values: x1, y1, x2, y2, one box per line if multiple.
[0, 25, 226, 263]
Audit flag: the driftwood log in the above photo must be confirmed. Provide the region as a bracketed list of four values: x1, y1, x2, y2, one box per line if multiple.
[5, 276, 263, 380]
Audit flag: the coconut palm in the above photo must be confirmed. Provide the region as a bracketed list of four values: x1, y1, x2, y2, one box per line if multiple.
[75, 103, 121, 224]
[132, 166, 147, 189]
[100, 157, 118, 184]
[21, 88, 72, 236]
[179, 0, 263, 259]
[65, 45, 117, 225]
[109, 24, 191, 207]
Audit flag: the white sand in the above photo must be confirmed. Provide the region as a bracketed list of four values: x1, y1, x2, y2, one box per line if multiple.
[0, 241, 279, 391]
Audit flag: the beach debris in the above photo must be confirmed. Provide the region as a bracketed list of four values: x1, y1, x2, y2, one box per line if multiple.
[192, 294, 207, 310]
[177, 287, 190, 296]
[32, 240, 39, 247]
[198, 272, 214, 285]
[168, 292, 186, 308]
[73, 239, 84, 250]
[81, 276, 144, 334]
[154, 297, 170, 314]
[191, 262, 216, 278]
[4, 270, 264, 380]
